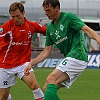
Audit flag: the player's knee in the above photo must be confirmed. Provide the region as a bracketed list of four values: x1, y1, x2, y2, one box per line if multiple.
[46, 76, 55, 84]
[42, 86, 46, 92]
[29, 82, 39, 90]
[0, 95, 8, 100]
[0, 91, 10, 100]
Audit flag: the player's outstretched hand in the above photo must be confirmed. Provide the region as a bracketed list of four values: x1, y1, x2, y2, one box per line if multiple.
[24, 63, 32, 76]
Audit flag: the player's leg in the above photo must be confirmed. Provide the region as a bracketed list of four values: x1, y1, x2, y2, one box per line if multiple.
[22, 71, 44, 100]
[0, 68, 16, 100]
[43, 57, 87, 100]
[0, 88, 10, 100]
[43, 82, 64, 92]
[43, 83, 61, 100]
[17, 62, 43, 100]
[42, 58, 70, 100]
[43, 70, 69, 92]
[43, 69, 69, 100]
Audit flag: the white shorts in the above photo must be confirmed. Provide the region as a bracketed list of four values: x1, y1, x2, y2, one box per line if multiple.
[0, 62, 34, 88]
[56, 57, 87, 88]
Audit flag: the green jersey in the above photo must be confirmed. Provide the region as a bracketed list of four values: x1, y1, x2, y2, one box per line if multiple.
[45, 12, 88, 62]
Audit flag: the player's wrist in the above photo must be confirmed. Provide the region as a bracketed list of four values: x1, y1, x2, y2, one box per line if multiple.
[30, 61, 34, 67]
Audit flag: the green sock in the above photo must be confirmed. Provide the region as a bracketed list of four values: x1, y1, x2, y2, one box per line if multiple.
[55, 95, 60, 100]
[43, 84, 60, 100]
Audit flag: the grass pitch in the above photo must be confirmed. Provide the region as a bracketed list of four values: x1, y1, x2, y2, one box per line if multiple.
[10, 68, 100, 100]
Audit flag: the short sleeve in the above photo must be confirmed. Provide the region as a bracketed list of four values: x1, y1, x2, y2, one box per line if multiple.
[68, 13, 86, 31]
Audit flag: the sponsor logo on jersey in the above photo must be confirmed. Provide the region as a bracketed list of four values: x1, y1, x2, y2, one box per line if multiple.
[54, 30, 68, 45]
[12, 41, 30, 45]
[0, 28, 3, 33]
[55, 30, 60, 39]
[55, 36, 68, 45]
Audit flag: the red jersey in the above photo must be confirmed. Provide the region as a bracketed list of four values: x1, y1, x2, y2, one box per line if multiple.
[0, 18, 46, 68]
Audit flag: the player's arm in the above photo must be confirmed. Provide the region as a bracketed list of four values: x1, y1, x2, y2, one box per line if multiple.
[30, 45, 53, 65]
[32, 21, 46, 36]
[82, 25, 100, 45]
[24, 45, 53, 75]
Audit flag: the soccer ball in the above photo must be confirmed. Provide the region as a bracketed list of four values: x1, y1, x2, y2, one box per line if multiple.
[7, 94, 12, 100]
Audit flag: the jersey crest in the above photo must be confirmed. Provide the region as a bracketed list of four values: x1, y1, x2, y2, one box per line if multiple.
[28, 31, 32, 39]
[60, 24, 64, 31]
[0, 28, 3, 33]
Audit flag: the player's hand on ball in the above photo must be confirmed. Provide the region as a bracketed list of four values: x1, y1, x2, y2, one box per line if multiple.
[24, 63, 32, 76]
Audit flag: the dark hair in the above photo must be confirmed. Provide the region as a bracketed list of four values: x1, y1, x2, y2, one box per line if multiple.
[9, 2, 24, 13]
[42, 0, 60, 9]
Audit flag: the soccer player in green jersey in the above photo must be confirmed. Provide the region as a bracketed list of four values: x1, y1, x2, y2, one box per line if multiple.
[24, 0, 100, 100]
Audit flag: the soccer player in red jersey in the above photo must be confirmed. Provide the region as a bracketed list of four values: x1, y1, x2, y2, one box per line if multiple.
[0, 2, 46, 100]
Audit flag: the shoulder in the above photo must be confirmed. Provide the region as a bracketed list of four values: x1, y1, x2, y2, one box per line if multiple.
[26, 19, 39, 26]
[61, 12, 77, 19]
[0, 19, 14, 29]
[67, 12, 78, 19]
[0, 19, 14, 33]
[60, 12, 74, 16]
[1, 19, 12, 26]
[59, 12, 78, 21]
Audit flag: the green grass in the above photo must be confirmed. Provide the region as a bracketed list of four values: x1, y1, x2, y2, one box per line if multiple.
[10, 68, 100, 100]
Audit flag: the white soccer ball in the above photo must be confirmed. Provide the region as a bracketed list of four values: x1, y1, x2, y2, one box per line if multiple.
[7, 94, 12, 100]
